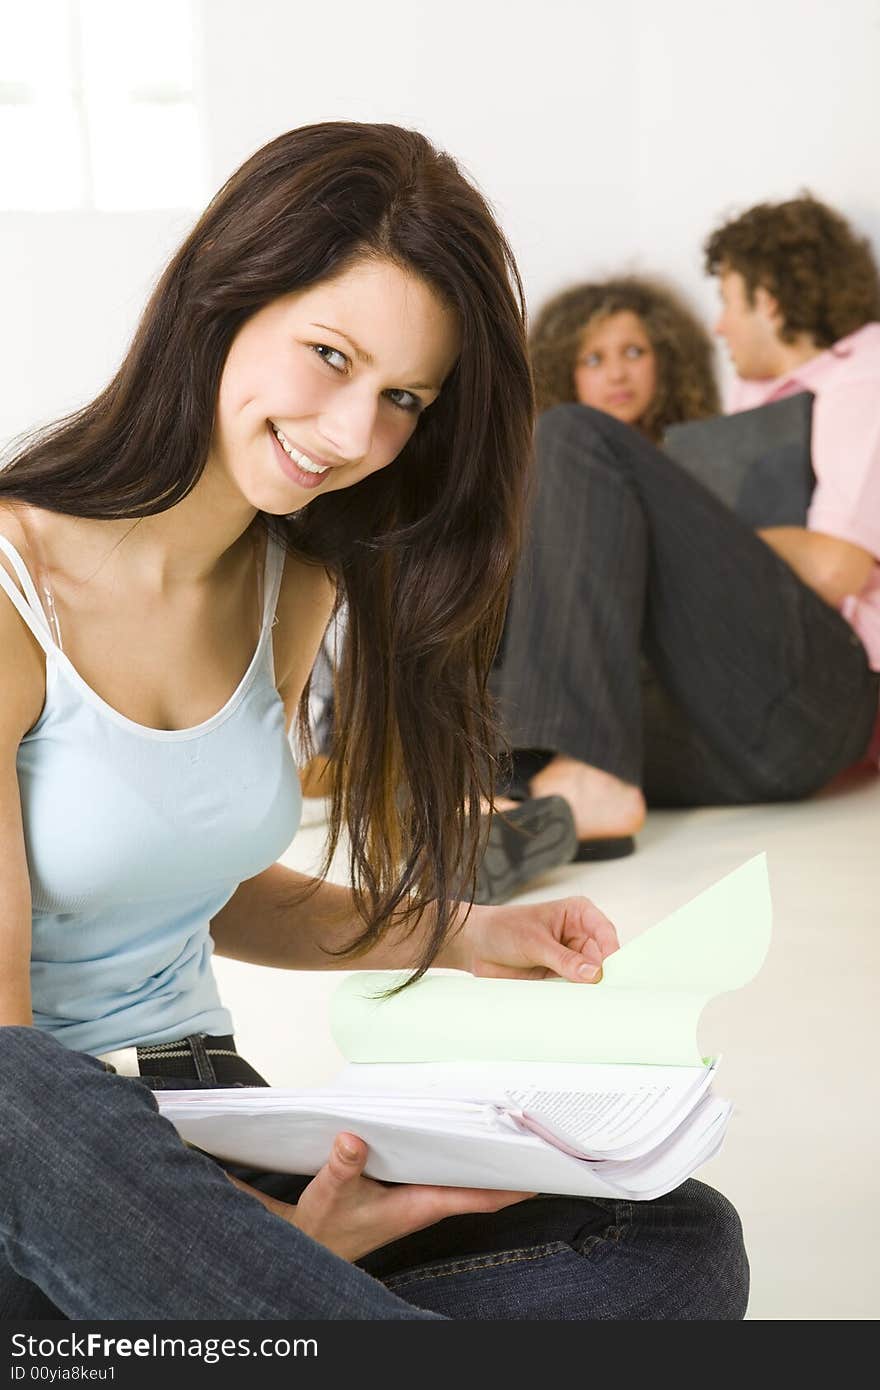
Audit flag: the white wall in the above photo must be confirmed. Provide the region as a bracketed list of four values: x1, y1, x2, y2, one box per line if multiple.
[631, 0, 880, 323]
[2, 0, 879, 444]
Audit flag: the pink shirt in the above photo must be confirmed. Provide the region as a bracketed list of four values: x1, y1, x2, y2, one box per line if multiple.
[727, 322, 880, 672]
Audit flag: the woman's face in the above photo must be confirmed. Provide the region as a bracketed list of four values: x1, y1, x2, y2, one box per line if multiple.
[572, 310, 657, 428]
[209, 257, 461, 514]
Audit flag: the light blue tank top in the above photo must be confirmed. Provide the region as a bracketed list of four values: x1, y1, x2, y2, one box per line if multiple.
[0, 532, 302, 1055]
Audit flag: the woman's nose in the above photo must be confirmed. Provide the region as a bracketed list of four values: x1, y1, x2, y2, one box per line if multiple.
[607, 355, 629, 380]
[318, 390, 378, 462]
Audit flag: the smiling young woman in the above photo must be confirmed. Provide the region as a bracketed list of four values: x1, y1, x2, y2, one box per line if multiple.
[0, 123, 748, 1321]
[0, 124, 530, 969]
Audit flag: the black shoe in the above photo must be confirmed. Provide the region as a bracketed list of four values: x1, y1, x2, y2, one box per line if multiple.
[574, 835, 635, 862]
[474, 796, 578, 906]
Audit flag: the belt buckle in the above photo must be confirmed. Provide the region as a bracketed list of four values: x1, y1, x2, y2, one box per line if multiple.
[97, 1046, 140, 1077]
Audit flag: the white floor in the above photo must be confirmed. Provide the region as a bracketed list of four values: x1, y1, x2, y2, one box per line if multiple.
[214, 769, 880, 1321]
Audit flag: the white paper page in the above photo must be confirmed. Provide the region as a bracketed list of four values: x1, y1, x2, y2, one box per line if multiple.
[158, 1064, 716, 1166]
[328, 1061, 714, 1160]
[596, 1096, 732, 1197]
[159, 1091, 506, 1131]
[159, 1098, 711, 1201]
[507, 1062, 716, 1160]
[156, 1081, 729, 1202]
[158, 1098, 614, 1197]
[159, 1071, 710, 1143]
[332, 1059, 711, 1100]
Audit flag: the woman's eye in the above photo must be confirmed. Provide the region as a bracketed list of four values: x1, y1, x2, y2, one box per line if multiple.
[580, 353, 601, 368]
[312, 344, 349, 371]
[625, 345, 646, 359]
[385, 388, 423, 414]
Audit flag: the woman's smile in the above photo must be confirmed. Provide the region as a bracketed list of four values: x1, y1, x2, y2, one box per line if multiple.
[268, 423, 332, 490]
[268, 421, 339, 491]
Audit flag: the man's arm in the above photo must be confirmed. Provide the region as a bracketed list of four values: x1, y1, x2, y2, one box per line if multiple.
[210, 862, 467, 972]
[757, 527, 874, 607]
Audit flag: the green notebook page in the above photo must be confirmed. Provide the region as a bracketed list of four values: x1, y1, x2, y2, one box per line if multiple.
[330, 854, 772, 1068]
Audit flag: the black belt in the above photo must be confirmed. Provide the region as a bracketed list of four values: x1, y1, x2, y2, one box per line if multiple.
[97, 1033, 268, 1086]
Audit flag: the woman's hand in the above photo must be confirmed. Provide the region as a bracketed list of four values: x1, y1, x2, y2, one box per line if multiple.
[442, 896, 620, 982]
[229, 1135, 532, 1263]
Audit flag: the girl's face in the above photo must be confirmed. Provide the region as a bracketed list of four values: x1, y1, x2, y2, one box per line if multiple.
[209, 257, 461, 514]
[572, 310, 657, 428]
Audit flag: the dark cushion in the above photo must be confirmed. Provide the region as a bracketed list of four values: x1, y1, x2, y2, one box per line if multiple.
[662, 390, 815, 526]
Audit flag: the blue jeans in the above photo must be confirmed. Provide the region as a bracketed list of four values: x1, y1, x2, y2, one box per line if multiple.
[0, 1028, 749, 1319]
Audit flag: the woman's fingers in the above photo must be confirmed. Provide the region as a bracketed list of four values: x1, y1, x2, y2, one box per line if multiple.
[561, 899, 620, 957]
[324, 1132, 369, 1182]
[556, 945, 604, 983]
[585, 902, 620, 956]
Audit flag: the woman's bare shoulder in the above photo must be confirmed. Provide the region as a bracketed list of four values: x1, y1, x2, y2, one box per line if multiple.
[0, 505, 48, 738]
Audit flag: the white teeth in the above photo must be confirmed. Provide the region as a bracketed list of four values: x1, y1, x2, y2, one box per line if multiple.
[270, 423, 329, 475]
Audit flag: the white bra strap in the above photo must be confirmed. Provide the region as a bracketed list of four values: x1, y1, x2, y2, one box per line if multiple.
[0, 535, 55, 656]
[261, 533, 286, 631]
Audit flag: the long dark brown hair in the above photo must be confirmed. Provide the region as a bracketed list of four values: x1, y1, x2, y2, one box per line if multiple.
[0, 123, 535, 980]
[529, 276, 720, 440]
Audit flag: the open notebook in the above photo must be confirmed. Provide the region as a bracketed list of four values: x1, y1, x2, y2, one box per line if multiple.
[157, 855, 772, 1200]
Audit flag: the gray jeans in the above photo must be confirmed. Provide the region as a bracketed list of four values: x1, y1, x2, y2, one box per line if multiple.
[497, 405, 879, 805]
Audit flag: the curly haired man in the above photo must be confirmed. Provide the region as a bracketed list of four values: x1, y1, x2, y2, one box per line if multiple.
[707, 194, 880, 631]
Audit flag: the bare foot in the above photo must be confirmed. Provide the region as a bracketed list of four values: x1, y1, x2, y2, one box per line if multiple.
[530, 756, 645, 840]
